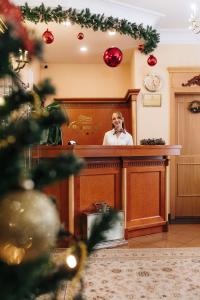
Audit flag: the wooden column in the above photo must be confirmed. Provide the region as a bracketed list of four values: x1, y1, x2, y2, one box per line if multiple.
[68, 175, 75, 234]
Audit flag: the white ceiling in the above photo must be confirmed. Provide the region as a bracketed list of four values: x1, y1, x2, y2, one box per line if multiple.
[106, 0, 194, 29]
[13, 0, 200, 64]
[26, 21, 136, 64]
[14, 0, 198, 29]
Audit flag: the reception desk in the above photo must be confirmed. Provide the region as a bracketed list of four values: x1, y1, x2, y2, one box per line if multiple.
[32, 145, 181, 239]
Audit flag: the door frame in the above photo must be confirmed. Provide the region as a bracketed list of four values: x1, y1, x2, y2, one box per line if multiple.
[168, 67, 200, 219]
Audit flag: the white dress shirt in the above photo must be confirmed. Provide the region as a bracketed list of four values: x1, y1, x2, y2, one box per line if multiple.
[103, 129, 133, 145]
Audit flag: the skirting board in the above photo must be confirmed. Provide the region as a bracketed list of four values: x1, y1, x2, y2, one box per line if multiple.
[168, 213, 200, 224]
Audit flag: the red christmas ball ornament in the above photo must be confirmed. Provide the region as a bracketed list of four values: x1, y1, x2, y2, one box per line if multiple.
[138, 44, 145, 52]
[147, 54, 157, 66]
[103, 47, 123, 67]
[42, 29, 54, 44]
[77, 32, 84, 40]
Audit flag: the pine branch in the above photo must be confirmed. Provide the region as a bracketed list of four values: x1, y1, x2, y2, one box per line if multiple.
[20, 3, 160, 54]
[31, 153, 85, 189]
[0, 3, 122, 299]
[87, 209, 120, 254]
[33, 79, 56, 100]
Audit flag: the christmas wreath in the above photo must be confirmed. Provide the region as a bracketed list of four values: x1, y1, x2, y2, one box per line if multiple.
[188, 100, 200, 113]
[20, 3, 160, 54]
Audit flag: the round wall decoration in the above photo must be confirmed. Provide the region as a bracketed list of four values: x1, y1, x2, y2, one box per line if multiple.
[143, 74, 161, 92]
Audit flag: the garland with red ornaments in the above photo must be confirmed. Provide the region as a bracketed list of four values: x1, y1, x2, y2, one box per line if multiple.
[20, 3, 160, 55]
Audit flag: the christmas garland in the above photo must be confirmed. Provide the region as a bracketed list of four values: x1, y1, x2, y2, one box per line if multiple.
[20, 3, 160, 54]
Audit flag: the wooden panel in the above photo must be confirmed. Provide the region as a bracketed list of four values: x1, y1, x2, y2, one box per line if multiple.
[32, 146, 180, 238]
[73, 160, 121, 236]
[168, 67, 200, 219]
[43, 180, 69, 230]
[61, 103, 131, 145]
[168, 68, 200, 89]
[79, 173, 118, 211]
[174, 93, 200, 217]
[56, 89, 140, 145]
[176, 157, 200, 216]
[128, 171, 160, 220]
[125, 225, 167, 239]
[32, 145, 182, 159]
[178, 163, 200, 196]
[176, 197, 200, 216]
[126, 161, 166, 233]
[177, 95, 200, 155]
[171, 72, 200, 89]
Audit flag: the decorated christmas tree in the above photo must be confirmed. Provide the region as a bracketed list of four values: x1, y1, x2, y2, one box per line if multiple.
[0, 1, 118, 299]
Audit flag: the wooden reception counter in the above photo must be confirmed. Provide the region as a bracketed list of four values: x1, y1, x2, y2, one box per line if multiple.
[32, 145, 181, 239]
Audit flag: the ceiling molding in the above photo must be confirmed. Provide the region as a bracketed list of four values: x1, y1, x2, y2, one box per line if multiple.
[103, 0, 164, 17]
[14, 0, 163, 27]
[159, 29, 200, 44]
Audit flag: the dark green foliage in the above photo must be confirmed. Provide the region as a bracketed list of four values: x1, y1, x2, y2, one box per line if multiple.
[0, 5, 120, 299]
[0, 254, 51, 300]
[33, 79, 56, 100]
[38, 108, 67, 128]
[20, 3, 160, 54]
[32, 153, 85, 189]
[0, 251, 84, 300]
[87, 209, 120, 254]
[0, 149, 22, 197]
[140, 138, 166, 145]
[0, 25, 25, 77]
[0, 210, 119, 300]
[0, 89, 34, 118]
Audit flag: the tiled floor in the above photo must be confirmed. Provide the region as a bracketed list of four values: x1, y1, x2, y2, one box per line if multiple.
[120, 224, 200, 248]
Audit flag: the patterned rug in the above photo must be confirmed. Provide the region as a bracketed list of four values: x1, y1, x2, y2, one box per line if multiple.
[40, 247, 200, 300]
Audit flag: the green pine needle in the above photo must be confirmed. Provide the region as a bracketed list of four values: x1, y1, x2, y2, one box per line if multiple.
[20, 3, 160, 54]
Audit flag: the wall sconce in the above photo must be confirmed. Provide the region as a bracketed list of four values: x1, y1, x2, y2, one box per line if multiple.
[0, 77, 13, 96]
[189, 4, 200, 34]
[11, 49, 29, 73]
[0, 17, 7, 34]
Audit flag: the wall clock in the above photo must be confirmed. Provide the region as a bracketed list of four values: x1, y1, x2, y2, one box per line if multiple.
[143, 74, 161, 92]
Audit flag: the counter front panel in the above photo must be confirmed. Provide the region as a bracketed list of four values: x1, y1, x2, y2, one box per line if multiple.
[32, 145, 181, 239]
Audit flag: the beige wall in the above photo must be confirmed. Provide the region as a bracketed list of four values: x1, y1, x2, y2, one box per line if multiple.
[30, 44, 200, 145]
[21, 59, 40, 89]
[134, 44, 200, 144]
[40, 63, 131, 98]
[29, 44, 200, 217]
[134, 44, 200, 216]
[130, 51, 135, 89]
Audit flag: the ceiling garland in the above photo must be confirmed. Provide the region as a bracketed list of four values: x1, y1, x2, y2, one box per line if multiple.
[20, 3, 160, 55]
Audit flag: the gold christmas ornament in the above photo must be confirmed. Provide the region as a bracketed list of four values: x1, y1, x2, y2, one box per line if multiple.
[0, 190, 60, 264]
[0, 243, 25, 265]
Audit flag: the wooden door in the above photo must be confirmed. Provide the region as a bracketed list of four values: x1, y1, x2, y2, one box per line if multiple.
[175, 94, 200, 216]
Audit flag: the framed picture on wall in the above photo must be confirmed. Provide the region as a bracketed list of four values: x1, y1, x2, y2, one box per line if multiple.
[142, 93, 161, 107]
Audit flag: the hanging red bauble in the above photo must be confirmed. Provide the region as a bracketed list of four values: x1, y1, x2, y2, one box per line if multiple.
[103, 47, 123, 67]
[42, 29, 54, 44]
[147, 54, 157, 66]
[138, 44, 145, 52]
[77, 32, 84, 40]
